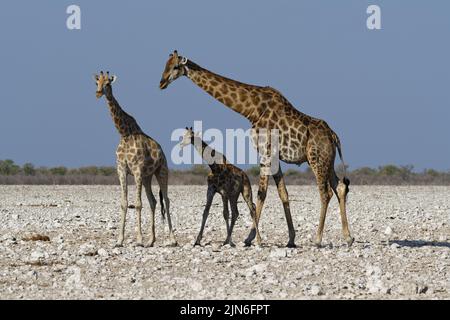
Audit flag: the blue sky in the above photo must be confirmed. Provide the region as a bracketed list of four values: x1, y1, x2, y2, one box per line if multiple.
[0, 1, 449, 171]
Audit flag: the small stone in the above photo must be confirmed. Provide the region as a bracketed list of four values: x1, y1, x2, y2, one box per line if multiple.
[190, 280, 203, 292]
[390, 243, 400, 249]
[78, 244, 97, 256]
[269, 248, 287, 259]
[310, 285, 323, 296]
[30, 250, 47, 262]
[55, 235, 64, 244]
[384, 226, 393, 236]
[397, 282, 417, 295]
[97, 248, 108, 257]
[27, 270, 38, 280]
[245, 263, 267, 277]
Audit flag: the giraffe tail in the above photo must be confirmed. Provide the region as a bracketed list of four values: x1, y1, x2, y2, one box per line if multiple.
[331, 131, 350, 189]
[159, 190, 166, 221]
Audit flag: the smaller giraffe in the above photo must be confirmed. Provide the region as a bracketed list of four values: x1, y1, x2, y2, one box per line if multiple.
[94, 71, 177, 247]
[180, 128, 261, 247]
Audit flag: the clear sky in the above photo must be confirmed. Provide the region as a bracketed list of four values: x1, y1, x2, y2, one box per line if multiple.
[0, 1, 449, 171]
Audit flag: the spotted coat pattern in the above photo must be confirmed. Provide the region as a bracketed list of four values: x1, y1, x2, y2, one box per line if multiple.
[160, 52, 353, 247]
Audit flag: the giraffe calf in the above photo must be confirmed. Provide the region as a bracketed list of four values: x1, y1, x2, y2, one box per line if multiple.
[180, 127, 261, 247]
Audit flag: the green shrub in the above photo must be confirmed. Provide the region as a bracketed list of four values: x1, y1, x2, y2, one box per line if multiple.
[22, 163, 36, 176]
[49, 166, 68, 176]
[0, 160, 20, 175]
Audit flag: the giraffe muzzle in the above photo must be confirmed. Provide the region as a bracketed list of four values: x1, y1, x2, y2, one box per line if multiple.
[159, 80, 169, 90]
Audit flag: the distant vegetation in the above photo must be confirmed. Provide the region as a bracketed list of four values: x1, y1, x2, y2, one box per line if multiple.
[1, 159, 449, 185]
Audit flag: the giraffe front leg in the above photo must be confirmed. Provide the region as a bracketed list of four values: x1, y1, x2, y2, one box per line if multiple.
[225, 198, 239, 247]
[245, 172, 269, 246]
[195, 186, 215, 246]
[273, 166, 296, 248]
[134, 175, 144, 247]
[115, 166, 128, 248]
[221, 195, 232, 246]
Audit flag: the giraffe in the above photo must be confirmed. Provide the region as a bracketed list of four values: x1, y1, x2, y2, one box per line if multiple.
[159, 51, 353, 248]
[94, 71, 177, 247]
[179, 127, 260, 246]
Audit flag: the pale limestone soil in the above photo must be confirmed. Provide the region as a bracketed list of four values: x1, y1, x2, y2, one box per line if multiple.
[0, 185, 449, 299]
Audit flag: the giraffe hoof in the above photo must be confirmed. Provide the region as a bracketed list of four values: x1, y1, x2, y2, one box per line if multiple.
[223, 241, 235, 247]
[168, 241, 178, 247]
[286, 242, 297, 248]
[244, 240, 252, 247]
[346, 237, 355, 247]
[135, 243, 144, 248]
[145, 241, 155, 248]
[114, 243, 123, 248]
[193, 242, 201, 247]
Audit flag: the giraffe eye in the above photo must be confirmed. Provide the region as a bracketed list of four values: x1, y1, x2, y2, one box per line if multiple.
[173, 65, 179, 70]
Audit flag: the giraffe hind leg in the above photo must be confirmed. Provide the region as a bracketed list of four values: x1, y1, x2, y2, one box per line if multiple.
[143, 177, 157, 247]
[330, 170, 354, 246]
[242, 181, 261, 246]
[244, 172, 269, 246]
[156, 165, 177, 247]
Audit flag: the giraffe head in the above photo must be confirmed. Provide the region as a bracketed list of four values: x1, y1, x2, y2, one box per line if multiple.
[179, 127, 199, 148]
[159, 50, 188, 90]
[93, 71, 117, 98]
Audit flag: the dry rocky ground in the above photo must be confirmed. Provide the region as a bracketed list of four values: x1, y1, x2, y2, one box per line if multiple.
[0, 185, 449, 300]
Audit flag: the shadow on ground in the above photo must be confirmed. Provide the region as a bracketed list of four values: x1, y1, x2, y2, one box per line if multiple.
[390, 240, 450, 248]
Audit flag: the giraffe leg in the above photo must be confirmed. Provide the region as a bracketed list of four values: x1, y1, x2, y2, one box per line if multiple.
[244, 171, 269, 246]
[156, 166, 177, 247]
[115, 165, 128, 247]
[134, 175, 144, 247]
[242, 180, 261, 246]
[330, 170, 354, 246]
[221, 194, 231, 243]
[273, 166, 296, 248]
[313, 170, 333, 248]
[143, 178, 157, 248]
[195, 185, 215, 246]
[225, 197, 239, 247]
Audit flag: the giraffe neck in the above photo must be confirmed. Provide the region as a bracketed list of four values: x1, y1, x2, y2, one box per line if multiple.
[191, 136, 226, 170]
[104, 87, 143, 137]
[184, 60, 268, 123]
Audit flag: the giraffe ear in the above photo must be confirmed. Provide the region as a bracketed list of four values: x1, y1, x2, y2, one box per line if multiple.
[110, 75, 117, 84]
[93, 74, 99, 82]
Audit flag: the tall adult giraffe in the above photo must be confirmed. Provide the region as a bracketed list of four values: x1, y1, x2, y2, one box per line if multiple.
[159, 51, 353, 248]
[94, 71, 177, 248]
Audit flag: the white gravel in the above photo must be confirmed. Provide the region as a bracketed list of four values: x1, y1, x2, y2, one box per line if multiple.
[0, 185, 449, 299]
